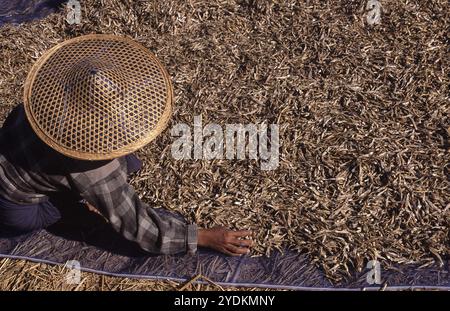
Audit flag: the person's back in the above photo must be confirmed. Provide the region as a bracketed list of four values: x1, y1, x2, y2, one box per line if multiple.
[0, 104, 83, 205]
[0, 103, 132, 236]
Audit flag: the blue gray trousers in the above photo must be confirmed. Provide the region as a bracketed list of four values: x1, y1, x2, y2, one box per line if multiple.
[0, 154, 142, 236]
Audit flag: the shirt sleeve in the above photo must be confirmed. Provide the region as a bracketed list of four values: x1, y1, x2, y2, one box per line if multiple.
[67, 158, 197, 255]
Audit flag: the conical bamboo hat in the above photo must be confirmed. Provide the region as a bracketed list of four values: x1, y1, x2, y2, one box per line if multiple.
[23, 34, 173, 160]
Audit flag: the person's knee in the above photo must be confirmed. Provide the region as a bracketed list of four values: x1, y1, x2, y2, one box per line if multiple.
[0, 206, 41, 234]
[0, 200, 61, 234]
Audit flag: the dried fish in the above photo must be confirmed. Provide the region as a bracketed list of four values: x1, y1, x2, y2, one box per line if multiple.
[0, 0, 448, 284]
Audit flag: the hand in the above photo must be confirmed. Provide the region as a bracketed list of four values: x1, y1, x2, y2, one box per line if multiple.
[197, 226, 253, 256]
[83, 201, 108, 222]
[85, 201, 103, 216]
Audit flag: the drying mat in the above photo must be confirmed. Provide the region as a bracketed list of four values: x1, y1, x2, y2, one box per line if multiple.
[0, 209, 448, 290]
[0, 0, 65, 26]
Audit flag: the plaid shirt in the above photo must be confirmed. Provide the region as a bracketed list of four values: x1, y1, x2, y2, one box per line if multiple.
[0, 104, 197, 255]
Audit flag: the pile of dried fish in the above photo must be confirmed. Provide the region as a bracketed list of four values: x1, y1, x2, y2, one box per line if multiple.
[0, 0, 448, 282]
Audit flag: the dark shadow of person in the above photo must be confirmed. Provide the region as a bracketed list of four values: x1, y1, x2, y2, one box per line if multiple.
[45, 191, 154, 258]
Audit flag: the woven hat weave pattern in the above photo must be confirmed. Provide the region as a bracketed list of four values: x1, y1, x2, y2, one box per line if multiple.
[23, 34, 173, 160]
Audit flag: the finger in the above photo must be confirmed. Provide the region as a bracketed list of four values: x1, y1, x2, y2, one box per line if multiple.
[219, 247, 236, 256]
[225, 244, 250, 255]
[219, 246, 243, 256]
[231, 238, 253, 248]
[230, 230, 252, 238]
